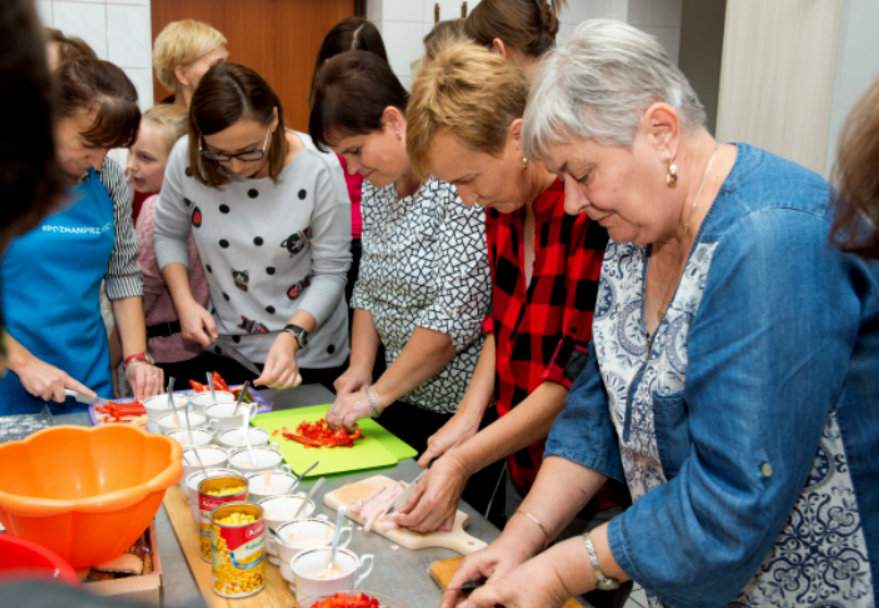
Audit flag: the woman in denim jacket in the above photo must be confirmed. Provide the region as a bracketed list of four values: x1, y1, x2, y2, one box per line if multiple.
[445, 20, 879, 608]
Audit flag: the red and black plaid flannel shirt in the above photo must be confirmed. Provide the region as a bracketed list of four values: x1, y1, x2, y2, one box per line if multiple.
[484, 178, 608, 493]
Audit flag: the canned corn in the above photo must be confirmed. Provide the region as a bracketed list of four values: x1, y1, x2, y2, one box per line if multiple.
[198, 474, 248, 562]
[211, 502, 266, 598]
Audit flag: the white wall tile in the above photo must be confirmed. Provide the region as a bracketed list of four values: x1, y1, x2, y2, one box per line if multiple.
[367, 1, 383, 24]
[123, 67, 154, 110]
[382, 19, 432, 79]
[107, 4, 151, 67]
[385, 0, 423, 22]
[53, 1, 108, 58]
[36, 1, 54, 26]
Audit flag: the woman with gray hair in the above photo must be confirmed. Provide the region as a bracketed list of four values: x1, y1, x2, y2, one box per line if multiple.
[445, 19, 879, 608]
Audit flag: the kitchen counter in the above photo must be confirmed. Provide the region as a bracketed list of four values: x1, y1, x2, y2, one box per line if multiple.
[57, 385, 500, 607]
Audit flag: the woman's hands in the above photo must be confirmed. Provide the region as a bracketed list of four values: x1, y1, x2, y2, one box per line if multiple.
[393, 450, 470, 533]
[452, 551, 573, 608]
[124, 359, 164, 400]
[254, 332, 302, 389]
[417, 409, 482, 467]
[327, 383, 389, 430]
[440, 532, 540, 608]
[178, 298, 218, 347]
[14, 354, 96, 403]
[333, 365, 372, 397]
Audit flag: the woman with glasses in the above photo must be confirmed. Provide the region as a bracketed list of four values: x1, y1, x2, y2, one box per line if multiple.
[154, 62, 351, 390]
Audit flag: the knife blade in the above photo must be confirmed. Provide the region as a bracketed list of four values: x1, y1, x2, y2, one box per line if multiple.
[212, 336, 262, 377]
[387, 468, 428, 515]
[64, 388, 100, 405]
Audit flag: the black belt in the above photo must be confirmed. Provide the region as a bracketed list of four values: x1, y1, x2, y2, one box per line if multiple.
[147, 320, 181, 339]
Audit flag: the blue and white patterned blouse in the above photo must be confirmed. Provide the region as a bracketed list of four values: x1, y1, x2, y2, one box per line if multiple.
[546, 144, 878, 607]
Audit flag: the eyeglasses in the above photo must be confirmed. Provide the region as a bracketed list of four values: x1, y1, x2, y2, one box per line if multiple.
[199, 128, 272, 163]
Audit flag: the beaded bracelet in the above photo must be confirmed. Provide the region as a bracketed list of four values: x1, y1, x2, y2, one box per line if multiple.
[365, 385, 383, 418]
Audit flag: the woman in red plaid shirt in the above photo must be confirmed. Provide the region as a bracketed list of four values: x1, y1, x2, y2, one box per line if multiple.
[396, 43, 627, 562]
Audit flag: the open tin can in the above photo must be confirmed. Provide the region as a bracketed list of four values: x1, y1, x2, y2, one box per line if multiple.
[210, 502, 266, 598]
[197, 474, 248, 562]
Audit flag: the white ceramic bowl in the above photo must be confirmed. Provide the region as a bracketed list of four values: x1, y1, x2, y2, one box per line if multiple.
[189, 391, 236, 411]
[215, 427, 270, 449]
[168, 428, 214, 450]
[228, 446, 283, 475]
[256, 493, 317, 563]
[205, 402, 253, 432]
[290, 547, 374, 606]
[277, 517, 351, 577]
[143, 394, 190, 433]
[182, 446, 229, 481]
[156, 411, 208, 436]
[247, 470, 299, 502]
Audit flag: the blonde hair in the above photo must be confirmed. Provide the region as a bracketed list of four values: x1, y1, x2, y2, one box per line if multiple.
[152, 19, 227, 92]
[140, 104, 187, 153]
[423, 19, 468, 60]
[407, 42, 529, 177]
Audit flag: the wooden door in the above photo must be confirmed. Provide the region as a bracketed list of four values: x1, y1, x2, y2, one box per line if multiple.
[151, 0, 358, 130]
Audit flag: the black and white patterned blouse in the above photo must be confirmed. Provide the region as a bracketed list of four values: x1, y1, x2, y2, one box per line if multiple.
[352, 178, 490, 413]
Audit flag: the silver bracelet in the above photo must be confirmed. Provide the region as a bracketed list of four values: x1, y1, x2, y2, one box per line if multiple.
[364, 385, 383, 418]
[583, 532, 621, 591]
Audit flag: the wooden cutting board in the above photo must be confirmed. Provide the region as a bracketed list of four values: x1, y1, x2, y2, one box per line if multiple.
[429, 557, 583, 608]
[162, 485, 301, 607]
[323, 475, 487, 555]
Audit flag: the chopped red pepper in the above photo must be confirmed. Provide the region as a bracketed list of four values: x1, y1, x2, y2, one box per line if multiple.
[310, 592, 380, 608]
[189, 372, 250, 401]
[277, 418, 363, 448]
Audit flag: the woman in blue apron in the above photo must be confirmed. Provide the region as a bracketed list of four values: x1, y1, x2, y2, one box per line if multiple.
[0, 58, 164, 414]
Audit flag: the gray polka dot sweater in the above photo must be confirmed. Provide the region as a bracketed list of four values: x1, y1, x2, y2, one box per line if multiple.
[153, 132, 351, 368]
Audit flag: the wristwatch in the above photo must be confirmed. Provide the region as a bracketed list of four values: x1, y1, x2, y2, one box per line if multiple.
[583, 533, 621, 591]
[123, 352, 155, 368]
[282, 323, 309, 350]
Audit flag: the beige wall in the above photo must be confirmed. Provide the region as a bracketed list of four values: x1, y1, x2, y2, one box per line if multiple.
[716, 0, 843, 174]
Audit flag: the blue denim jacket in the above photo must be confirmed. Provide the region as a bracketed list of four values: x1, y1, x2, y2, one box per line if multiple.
[546, 144, 879, 606]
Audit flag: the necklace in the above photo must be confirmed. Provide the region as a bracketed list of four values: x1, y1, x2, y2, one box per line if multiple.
[653, 143, 722, 328]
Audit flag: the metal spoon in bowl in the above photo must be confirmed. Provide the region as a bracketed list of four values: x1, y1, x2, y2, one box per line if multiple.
[232, 380, 251, 417]
[165, 377, 178, 427]
[291, 460, 321, 493]
[241, 402, 257, 467]
[324, 505, 348, 576]
[292, 477, 326, 519]
[206, 372, 217, 403]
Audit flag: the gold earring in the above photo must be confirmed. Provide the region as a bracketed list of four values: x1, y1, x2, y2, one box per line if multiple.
[666, 161, 678, 186]
[521, 156, 529, 168]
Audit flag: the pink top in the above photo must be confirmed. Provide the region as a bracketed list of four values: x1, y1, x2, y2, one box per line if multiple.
[136, 195, 210, 363]
[338, 155, 363, 240]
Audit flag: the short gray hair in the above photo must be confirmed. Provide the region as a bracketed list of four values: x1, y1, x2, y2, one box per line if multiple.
[523, 19, 705, 159]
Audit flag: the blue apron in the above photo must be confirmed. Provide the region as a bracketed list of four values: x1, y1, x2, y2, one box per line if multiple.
[0, 169, 115, 414]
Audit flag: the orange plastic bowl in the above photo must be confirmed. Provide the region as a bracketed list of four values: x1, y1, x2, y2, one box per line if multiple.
[0, 425, 182, 568]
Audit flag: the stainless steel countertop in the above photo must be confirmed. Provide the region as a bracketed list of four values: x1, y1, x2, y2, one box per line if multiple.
[57, 385, 499, 607]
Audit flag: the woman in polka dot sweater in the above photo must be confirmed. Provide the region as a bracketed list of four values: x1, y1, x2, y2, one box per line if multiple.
[154, 63, 351, 390]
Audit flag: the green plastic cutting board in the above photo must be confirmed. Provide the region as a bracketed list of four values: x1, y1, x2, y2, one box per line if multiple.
[251, 404, 416, 477]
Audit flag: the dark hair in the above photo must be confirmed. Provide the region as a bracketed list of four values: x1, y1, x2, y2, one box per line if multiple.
[188, 62, 288, 188]
[309, 50, 408, 152]
[465, 0, 567, 58]
[0, 0, 65, 248]
[831, 76, 879, 259]
[45, 27, 98, 66]
[309, 17, 388, 106]
[56, 59, 140, 149]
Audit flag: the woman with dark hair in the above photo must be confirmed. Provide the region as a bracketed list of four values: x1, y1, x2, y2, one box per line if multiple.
[310, 51, 491, 468]
[1, 59, 164, 413]
[311, 16, 388, 306]
[465, 0, 566, 81]
[154, 63, 351, 391]
[832, 75, 879, 259]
